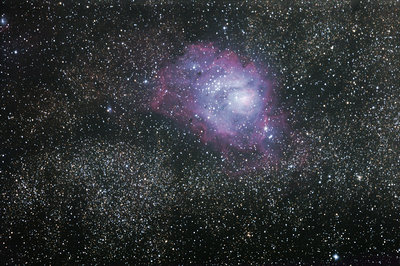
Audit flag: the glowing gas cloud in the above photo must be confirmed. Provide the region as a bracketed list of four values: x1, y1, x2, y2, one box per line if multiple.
[151, 43, 288, 171]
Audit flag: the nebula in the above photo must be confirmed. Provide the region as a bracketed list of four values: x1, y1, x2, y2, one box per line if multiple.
[151, 43, 287, 171]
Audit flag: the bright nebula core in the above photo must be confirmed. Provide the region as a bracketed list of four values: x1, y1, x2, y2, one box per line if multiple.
[151, 43, 287, 169]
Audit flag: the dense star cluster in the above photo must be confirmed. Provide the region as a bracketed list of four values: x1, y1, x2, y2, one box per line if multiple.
[1, 0, 400, 264]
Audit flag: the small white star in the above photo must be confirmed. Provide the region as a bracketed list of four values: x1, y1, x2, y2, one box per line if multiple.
[333, 254, 339, 261]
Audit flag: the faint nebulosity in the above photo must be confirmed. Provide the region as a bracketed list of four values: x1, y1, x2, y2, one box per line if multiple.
[1, 1, 400, 264]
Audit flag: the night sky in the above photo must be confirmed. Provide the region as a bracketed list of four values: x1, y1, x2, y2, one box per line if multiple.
[1, 0, 400, 264]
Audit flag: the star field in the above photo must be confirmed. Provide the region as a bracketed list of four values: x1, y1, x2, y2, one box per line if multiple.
[1, 1, 400, 264]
